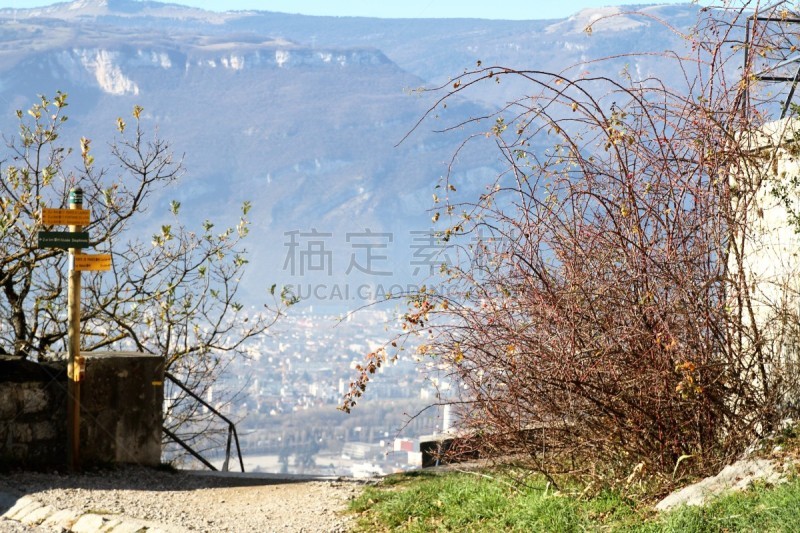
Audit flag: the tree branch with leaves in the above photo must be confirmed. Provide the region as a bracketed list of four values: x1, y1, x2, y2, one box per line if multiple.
[0, 93, 292, 458]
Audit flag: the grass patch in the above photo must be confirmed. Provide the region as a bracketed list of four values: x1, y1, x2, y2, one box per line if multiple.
[634, 478, 800, 532]
[349, 469, 800, 532]
[350, 469, 639, 531]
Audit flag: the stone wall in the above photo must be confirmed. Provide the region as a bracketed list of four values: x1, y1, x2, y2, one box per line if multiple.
[737, 118, 800, 406]
[0, 357, 67, 468]
[1, 352, 163, 469]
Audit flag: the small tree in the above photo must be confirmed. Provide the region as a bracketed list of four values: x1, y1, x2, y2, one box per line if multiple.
[0, 93, 289, 455]
[344, 1, 800, 483]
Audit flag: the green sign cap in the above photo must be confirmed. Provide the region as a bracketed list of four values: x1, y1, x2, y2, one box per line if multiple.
[69, 188, 83, 206]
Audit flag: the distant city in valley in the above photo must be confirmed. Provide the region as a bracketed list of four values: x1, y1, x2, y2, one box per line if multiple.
[181, 309, 446, 476]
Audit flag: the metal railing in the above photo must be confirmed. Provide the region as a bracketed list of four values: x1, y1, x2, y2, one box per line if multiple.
[746, 14, 800, 118]
[162, 371, 245, 472]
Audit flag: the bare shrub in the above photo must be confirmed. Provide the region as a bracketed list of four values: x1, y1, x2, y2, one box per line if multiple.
[345, 1, 800, 481]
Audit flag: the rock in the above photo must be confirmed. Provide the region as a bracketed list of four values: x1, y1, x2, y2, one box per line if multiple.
[656, 458, 787, 511]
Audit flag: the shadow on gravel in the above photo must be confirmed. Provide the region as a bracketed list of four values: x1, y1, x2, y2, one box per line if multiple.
[0, 464, 354, 497]
[0, 490, 17, 517]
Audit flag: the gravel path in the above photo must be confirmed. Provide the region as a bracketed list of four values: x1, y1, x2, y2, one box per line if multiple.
[0, 466, 367, 532]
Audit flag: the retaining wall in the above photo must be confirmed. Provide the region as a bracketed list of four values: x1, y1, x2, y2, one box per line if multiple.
[1, 352, 163, 469]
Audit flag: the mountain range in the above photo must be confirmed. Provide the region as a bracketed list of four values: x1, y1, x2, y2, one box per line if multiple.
[0, 0, 699, 308]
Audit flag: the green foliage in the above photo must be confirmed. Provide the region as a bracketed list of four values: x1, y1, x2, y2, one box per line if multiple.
[632, 479, 800, 532]
[0, 92, 293, 454]
[350, 469, 800, 532]
[350, 470, 639, 532]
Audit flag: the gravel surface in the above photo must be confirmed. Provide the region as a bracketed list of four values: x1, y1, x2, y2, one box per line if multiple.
[0, 466, 367, 532]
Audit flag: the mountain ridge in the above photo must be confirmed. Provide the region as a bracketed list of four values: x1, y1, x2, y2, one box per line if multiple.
[0, 0, 700, 307]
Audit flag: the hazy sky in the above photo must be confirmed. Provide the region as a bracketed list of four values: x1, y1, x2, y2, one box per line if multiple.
[0, 0, 695, 20]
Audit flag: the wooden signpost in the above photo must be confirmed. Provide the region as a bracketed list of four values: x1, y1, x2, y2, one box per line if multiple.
[38, 189, 112, 471]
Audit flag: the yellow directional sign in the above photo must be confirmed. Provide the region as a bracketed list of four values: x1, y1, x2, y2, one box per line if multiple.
[41, 208, 91, 226]
[73, 253, 112, 272]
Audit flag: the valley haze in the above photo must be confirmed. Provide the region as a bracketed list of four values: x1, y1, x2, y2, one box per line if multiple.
[0, 0, 698, 474]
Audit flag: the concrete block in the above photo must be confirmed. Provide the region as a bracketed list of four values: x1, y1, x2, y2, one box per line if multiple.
[81, 352, 164, 467]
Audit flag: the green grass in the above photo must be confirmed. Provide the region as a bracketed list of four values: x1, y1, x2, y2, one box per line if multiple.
[633, 479, 800, 533]
[348, 470, 800, 532]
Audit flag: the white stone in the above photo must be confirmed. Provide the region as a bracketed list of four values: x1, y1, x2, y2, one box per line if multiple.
[3, 497, 39, 520]
[40, 508, 81, 529]
[19, 504, 55, 525]
[70, 513, 111, 533]
[656, 458, 785, 511]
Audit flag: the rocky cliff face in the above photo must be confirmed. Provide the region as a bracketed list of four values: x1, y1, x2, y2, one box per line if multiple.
[0, 1, 699, 306]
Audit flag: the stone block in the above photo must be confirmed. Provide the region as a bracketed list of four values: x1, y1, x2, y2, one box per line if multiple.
[20, 384, 49, 414]
[0, 358, 68, 468]
[40, 508, 81, 529]
[31, 420, 57, 441]
[19, 504, 55, 525]
[0, 384, 19, 418]
[71, 513, 110, 533]
[10, 423, 33, 444]
[4, 497, 40, 520]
